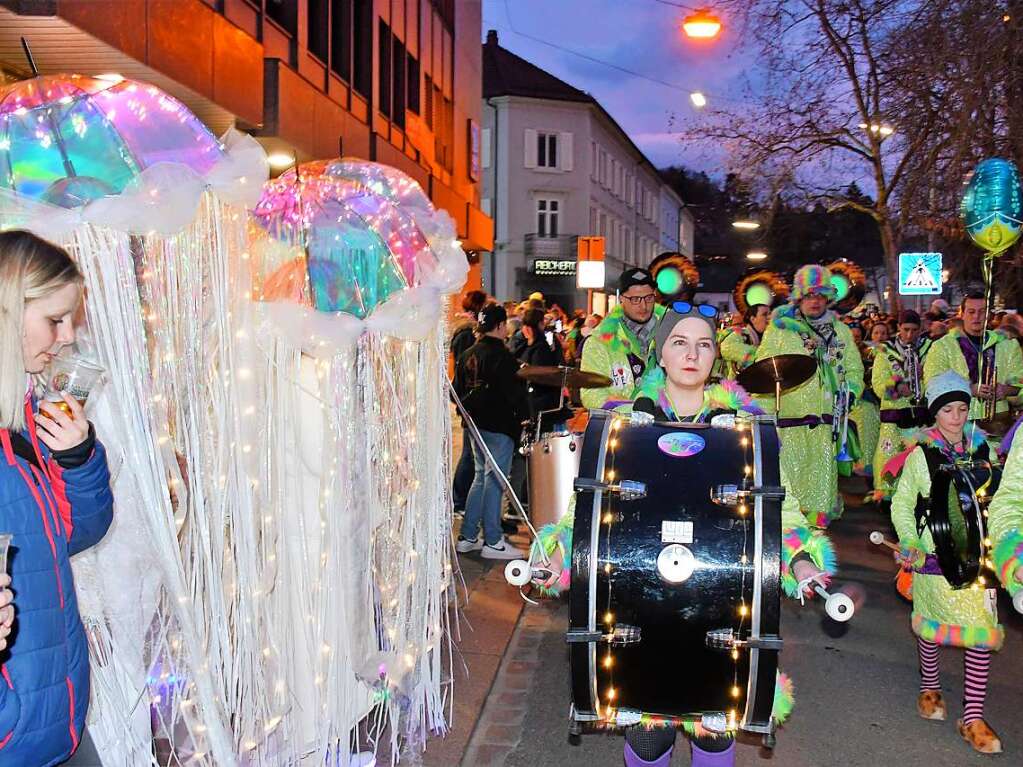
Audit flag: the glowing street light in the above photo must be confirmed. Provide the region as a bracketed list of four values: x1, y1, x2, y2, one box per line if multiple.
[682, 8, 723, 40]
[746, 251, 768, 261]
[858, 121, 895, 138]
[690, 91, 707, 108]
[732, 219, 760, 231]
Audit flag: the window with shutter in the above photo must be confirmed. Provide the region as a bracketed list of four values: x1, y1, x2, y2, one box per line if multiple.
[560, 132, 573, 171]
[524, 129, 538, 168]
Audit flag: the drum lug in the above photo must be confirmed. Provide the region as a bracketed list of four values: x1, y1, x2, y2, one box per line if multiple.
[566, 624, 642, 645]
[706, 628, 782, 652]
[565, 629, 603, 643]
[574, 477, 647, 500]
[710, 484, 786, 507]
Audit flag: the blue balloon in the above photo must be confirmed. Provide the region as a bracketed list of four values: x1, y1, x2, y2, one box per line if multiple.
[960, 158, 1023, 254]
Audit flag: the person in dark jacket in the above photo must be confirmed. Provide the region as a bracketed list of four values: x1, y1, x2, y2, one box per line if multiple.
[516, 308, 571, 430]
[0, 230, 113, 767]
[449, 290, 488, 512]
[453, 304, 528, 559]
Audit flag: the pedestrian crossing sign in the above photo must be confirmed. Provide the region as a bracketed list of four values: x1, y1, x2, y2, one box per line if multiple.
[898, 252, 942, 295]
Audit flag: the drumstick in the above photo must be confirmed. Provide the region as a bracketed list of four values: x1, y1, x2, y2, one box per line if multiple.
[813, 584, 855, 622]
[504, 559, 554, 588]
[869, 530, 900, 552]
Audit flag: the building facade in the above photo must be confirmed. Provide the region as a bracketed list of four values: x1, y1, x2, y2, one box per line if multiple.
[659, 184, 694, 257]
[481, 29, 688, 312]
[0, 0, 491, 286]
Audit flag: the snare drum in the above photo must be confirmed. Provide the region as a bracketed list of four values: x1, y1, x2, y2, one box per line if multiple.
[568, 410, 783, 736]
[527, 432, 583, 529]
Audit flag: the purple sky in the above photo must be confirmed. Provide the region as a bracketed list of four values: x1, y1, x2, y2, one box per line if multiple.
[481, 0, 752, 172]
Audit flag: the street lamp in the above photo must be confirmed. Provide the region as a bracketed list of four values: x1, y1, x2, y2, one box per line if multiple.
[732, 219, 760, 231]
[690, 91, 707, 108]
[858, 121, 895, 138]
[746, 251, 767, 261]
[682, 8, 723, 40]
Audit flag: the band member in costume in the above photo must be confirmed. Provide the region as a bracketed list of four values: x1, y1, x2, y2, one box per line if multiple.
[888, 372, 1006, 754]
[719, 304, 770, 379]
[924, 291, 1023, 431]
[871, 310, 931, 502]
[534, 303, 836, 767]
[580, 268, 666, 410]
[755, 265, 864, 528]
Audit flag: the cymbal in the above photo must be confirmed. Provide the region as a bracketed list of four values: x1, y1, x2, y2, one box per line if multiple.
[737, 354, 817, 394]
[517, 365, 612, 389]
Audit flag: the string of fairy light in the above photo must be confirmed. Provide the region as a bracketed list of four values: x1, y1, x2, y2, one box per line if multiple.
[596, 415, 757, 732]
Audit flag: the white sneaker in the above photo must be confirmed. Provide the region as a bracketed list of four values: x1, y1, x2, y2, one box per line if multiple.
[456, 535, 483, 553]
[481, 537, 526, 560]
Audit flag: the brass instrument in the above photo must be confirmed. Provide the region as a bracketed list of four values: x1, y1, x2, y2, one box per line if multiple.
[981, 359, 998, 422]
[833, 381, 852, 462]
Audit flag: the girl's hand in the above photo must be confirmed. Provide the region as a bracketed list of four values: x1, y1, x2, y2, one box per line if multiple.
[35, 394, 90, 452]
[791, 559, 828, 598]
[0, 575, 15, 651]
[1015, 568, 1023, 585]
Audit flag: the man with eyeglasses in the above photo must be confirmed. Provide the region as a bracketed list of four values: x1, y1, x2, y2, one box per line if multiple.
[580, 268, 666, 410]
[755, 264, 864, 529]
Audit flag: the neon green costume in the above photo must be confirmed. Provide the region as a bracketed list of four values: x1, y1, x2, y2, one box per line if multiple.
[923, 329, 1023, 420]
[890, 430, 1003, 649]
[719, 325, 760, 379]
[755, 306, 864, 528]
[871, 338, 932, 500]
[580, 304, 666, 410]
[987, 426, 1023, 601]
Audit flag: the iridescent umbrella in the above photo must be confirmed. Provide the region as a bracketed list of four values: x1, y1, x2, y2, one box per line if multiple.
[0, 73, 224, 207]
[253, 159, 455, 320]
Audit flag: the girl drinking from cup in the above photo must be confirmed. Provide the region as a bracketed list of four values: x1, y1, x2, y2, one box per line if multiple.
[0, 230, 113, 765]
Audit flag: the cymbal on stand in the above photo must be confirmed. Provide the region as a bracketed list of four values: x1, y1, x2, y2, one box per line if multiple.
[517, 365, 612, 389]
[737, 354, 817, 394]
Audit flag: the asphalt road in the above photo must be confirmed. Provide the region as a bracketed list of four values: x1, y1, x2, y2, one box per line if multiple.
[495, 500, 1023, 767]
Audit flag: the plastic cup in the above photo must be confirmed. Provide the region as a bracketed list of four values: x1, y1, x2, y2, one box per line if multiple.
[43, 355, 104, 416]
[0, 535, 10, 574]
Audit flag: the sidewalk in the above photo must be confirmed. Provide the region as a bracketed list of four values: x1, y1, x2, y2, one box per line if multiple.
[422, 538, 529, 767]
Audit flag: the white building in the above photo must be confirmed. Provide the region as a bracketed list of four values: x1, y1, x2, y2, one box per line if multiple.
[480, 30, 688, 312]
[659, 185, 695, 256]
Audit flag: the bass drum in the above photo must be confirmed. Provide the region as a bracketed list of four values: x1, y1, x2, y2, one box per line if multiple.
[568, 410, 783, 736]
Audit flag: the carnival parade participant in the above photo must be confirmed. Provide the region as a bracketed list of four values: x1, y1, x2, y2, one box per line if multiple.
[0, 230, 114, 766]
[719, 303, 769, 379]
[450, 289, 488, 515]
[924, 291, 1023, 430]
[580, 268, 665, 410]
[453, 304, 528, 560]
[534, 302, 836, 767]
[755, 265, 864, 528]
[888, 372, 1004, 754]
[871, 310, 931, 502]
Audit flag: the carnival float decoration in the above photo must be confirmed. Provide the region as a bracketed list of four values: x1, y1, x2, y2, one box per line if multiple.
[0, 71, 461, 766]
[249, 158, 466, 761]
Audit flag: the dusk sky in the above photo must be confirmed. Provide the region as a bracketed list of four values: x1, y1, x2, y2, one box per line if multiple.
[480, 0, 754, 173]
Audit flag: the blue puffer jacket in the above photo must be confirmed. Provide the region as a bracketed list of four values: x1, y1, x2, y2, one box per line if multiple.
[0, 399, 113, 767]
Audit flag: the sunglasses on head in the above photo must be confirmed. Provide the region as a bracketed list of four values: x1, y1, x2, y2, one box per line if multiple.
[671, 301, 719, 318]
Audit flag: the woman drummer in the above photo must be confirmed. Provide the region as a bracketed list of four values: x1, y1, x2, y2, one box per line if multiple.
[888, 371, 1004, 754]
[534, 302, 837, 767]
